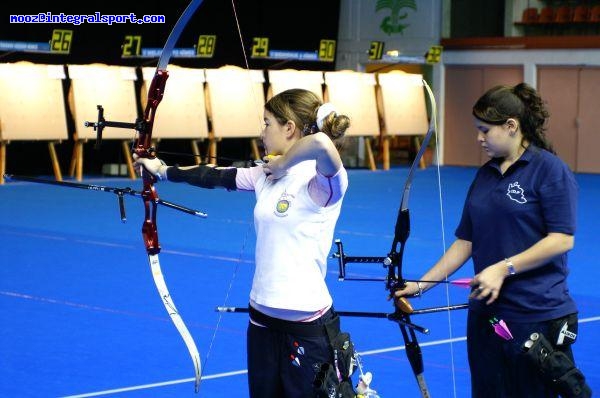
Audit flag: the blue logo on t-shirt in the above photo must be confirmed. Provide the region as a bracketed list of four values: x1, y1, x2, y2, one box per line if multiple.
[507, 182, 527, 204]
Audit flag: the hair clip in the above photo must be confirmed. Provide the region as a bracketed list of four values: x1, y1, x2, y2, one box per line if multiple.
[316, 103, 337, 130]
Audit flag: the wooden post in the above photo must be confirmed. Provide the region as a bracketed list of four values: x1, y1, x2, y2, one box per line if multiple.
[48, 142, 63, 181]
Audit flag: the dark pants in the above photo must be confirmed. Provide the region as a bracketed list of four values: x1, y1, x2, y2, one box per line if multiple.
[247, 309, 335, 398]
[467, 310, 575, 398]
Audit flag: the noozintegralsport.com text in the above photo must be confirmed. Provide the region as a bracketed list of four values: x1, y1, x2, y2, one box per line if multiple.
[9, 12, 165, 25]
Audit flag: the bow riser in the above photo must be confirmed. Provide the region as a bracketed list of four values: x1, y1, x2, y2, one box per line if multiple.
[136, 70, 169, 256]
[141, 187, 160, 255]
[135, 70, 169, 158]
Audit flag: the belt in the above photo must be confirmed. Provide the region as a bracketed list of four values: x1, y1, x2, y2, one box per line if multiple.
[248, 305, 339, 339]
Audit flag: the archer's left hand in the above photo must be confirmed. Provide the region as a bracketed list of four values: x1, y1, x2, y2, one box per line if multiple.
[133, 154, 169, 180]
[393, 281, 422, 299]
[390, 281, 422, 314]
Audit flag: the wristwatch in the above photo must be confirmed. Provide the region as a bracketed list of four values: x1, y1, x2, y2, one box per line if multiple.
[504, 258, 517, 276]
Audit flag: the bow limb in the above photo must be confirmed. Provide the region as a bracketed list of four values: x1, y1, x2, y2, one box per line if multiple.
[387, 79, 438, 398]
[135, 0, 205, 392]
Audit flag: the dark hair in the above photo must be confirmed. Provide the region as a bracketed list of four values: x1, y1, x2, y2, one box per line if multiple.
[472, 83, 554, 153]
[264, 88, 350, 148]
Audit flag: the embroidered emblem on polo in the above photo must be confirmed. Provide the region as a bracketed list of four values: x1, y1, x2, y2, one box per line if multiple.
[275, 191, 294, 216]
[507, 182, 527, 204]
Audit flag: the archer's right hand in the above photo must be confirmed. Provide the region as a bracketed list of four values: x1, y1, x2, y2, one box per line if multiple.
[132, 154, 168, 180]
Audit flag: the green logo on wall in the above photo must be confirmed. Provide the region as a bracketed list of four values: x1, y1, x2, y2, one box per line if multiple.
[376, 0, 417, 36]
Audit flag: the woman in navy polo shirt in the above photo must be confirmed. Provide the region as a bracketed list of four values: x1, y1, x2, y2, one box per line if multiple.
[395, 83, 590, 397]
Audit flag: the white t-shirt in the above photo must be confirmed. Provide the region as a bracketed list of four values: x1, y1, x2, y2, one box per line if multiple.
[236, 160, 348, 315]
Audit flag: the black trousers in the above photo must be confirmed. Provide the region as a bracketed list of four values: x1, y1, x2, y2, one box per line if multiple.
[467, 310, 576, 398]
[246, 308, 336, 398]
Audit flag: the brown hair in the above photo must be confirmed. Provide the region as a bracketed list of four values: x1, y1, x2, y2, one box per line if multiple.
[472, 83, 554, 153]
[264, 88, 350, 148]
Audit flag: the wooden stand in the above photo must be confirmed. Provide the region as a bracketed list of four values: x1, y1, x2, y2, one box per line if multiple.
[376, 71, 430, 170]
[0, 62, 68, 184]
[323, 70, 381, 171]
[205, 66, 266, 164]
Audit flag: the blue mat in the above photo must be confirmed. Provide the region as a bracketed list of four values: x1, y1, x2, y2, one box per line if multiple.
[1, 166, 598, 397]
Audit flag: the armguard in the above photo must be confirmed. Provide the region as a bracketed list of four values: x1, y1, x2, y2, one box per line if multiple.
[522, 332, 592, 398]
[167, 165, 237, 190]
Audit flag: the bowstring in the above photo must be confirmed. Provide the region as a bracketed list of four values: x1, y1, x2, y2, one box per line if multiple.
[426, 81, 458, 398]
[230, 0, 266, 135]
[203, 0, 265, 373]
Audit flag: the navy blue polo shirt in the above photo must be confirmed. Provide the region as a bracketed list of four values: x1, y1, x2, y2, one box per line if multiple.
[455, 145, 578, 322]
